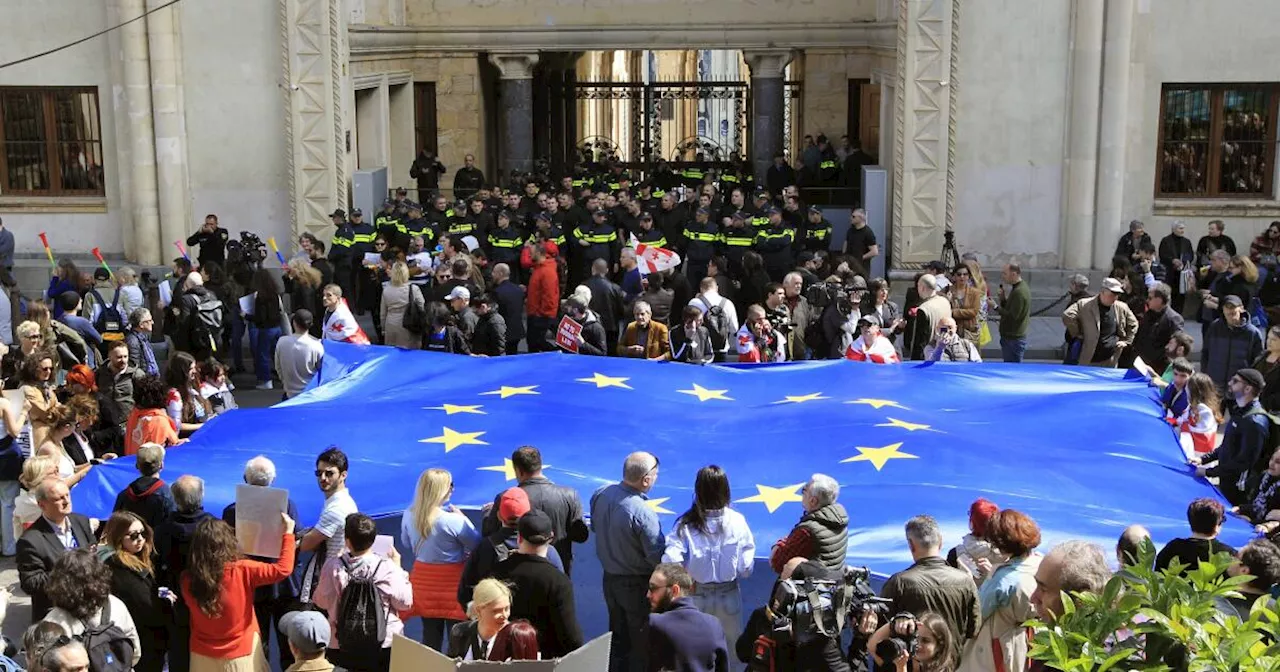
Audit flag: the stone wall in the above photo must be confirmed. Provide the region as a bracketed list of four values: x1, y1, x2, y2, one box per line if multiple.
[351, 54, 487, 193]
[405, 0, 874, 30]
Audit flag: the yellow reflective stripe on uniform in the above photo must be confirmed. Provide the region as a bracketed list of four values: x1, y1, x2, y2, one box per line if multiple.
[810, 229, 830, 239]
[653, 189, 665, 198]
[641, 237, 667, 248]
[820, 161, 836, 169]
[489, 236, 522, 248]
[572, 179, 586, 187]
[751, 216, 769, 228]
[330, 237, 353, 248]
[723, 235, 753, 246]
[689, 232, 719, 242]
[722, 175, 739, 183]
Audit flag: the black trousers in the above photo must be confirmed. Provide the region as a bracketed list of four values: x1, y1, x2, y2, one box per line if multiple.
[327, 646, 392, 672]
[255, 593, 296, 671]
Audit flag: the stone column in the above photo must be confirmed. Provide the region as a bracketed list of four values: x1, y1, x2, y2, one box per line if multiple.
[745, 49, 794, 186]
[109, 0, 161, 264]
[146, 0, 192, 257]
[1061, 0, 1104, 269]
[891, 0, 960, 267]
[489, 52, 540, 183]
[1092, 0, 1135, 269]
[282, 0, 349, 243]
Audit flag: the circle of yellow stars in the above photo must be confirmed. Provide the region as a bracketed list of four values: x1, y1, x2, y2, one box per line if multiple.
[419, 376, 937, 516]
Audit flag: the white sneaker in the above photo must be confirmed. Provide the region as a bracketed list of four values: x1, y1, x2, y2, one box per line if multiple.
[255, 381, 274, 390]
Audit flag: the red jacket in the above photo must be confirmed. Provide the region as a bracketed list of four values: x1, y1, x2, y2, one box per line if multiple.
[527, 258, 560, 318]
[183, 532, 295, 659]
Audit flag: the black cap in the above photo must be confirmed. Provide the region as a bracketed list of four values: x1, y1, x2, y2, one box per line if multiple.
[696, 207, 710, 216]
[330, 209, 346, 218]
[731, 211, 747, 221]
[395, 187, 407, 195]
[766, 206, 781, 216]
[807, 205, 822, 214]
[1237, 368, 1266, 392]
[639, 212, 653, 221]
[517, 510, 554, 545]
[1223, 294, 1244, 308]
[535, 212, 552, 222]
[593, 208, 608, 217]
[796, 250, 816, 265]
[752, 191, 768, 200]
[350, 208, 363, 217]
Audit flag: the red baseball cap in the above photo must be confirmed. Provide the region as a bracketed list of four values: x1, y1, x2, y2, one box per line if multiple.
[498, 487, 531, 525]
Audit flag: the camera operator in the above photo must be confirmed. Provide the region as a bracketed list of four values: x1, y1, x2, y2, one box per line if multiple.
[187, 214, 229, 268]
[817, 276, 867, 360]
[879, 516, 978, 666]
[866, 612, 955, 672]
[738, 557, 854, 672]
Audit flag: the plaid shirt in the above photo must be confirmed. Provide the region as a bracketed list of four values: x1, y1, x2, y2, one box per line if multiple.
[769, 526, 814, 574]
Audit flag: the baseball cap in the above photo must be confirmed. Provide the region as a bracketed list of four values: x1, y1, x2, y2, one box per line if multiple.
[1237, 368, 1266, 392]
[1223, 294, 1244, 308]
[350, 208, 363, 217]
[696, 207, 710, 216]
[279, 611, 330, 655]
[535, 212, 552, 222]
[329, 209, 346, 218]
[807, 205, 822, 214]
[765, 206, 781, 216]
[498, 487, 531, 524]
[752, 190, 768, 200]
[593, 208, 608, 217]
[857, 313, 882, 327]
[639, 212, 653, 221]
[1100, 277, 1124, 294]
[445, 286, 471, 302]
[935, 276, 952, 291]
[517, 509, 554, 545]
[731, 211, 747, 221]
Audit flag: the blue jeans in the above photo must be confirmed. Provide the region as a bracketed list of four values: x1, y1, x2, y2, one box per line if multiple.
[1001, 336, 1027, 363]
[691, 580, 743, 649]
[253, 326, 282, 383]
[0, 480, 18, 555]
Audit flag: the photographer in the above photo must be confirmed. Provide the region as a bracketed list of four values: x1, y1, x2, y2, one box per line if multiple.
[738, 557, 854, 672]
[736, 304, 786, 363]
[186, 214, 229, 268]
[817, 276, 867, 360]
[866, 612, 955, 672]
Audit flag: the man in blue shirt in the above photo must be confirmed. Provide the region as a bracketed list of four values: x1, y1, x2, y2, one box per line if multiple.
[56, 291, 103, 367]
[590, 451, 663, 672]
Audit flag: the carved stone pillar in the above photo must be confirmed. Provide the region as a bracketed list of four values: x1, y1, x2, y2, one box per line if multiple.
[282, 0, 349, 242]
[490, 52, 540, 184]
[892, 0, 960, 268]
[745, 49, 794, 186]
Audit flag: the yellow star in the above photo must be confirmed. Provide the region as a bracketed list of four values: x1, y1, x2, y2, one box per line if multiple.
[646, 497, 675, 514]
[775, 393, 829, 404]
[477, 458, 553, 481]
[480, 385, 540, 399]
[420, 427, 489, 453]
[678, 383, 734, 402]
[735, 483, 806, 513]
[876, 417, 934, 432]
[847, 398, 910, 410]
[577, 373, 633, 389]
[425, 404, 486, 415]
[840, 442, 919, 471]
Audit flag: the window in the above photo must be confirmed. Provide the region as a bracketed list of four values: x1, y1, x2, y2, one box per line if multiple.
[1156, 83, 1278, 199]
[0, 87, 104, 197]
[413, 82, 438, 157]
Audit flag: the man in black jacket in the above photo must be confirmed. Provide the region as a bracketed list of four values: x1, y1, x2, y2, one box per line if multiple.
[481, 446, 589, 575]
[156, 475, 215, 672]
[563, 298, 607, 356]
[585, 258, 625, 353]
[491, 511, 584, 658]
[648, 563, 730, 672]
[17, 478, 95, 621]
[410, 149, 446, 201]
[458, 487, 563, 607]
[669, 305, 715, 364]
[1129, 282, 1184, 372]
[471, 294, 508, 357]
[112, 443, 174, 532]
[187, 214, 229, 268]
[453, 154, 485, 202]
[491, 263, 526, 355]
[176, 272, 223, 361]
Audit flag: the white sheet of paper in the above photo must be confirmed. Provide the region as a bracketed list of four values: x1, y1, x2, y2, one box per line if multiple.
[371, 534, 394, 557]
[239, 293, 256, 316]
[2, 389, 23, 411]
[234, 484, 288, 558]
[1132, 355, 1158, 380]
[363, 253, 382, 266]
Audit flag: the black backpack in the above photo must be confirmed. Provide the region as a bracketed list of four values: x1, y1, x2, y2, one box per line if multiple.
[76, 599, 135, 672]
[188, 293, 224, 353]
[89, 288, 126, 343]
[336, 557, 388, 659]
[697, 295, 731, 351]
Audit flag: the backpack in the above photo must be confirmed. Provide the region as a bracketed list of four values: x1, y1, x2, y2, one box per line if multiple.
[336, 557, 388, 659]
[697, 295, 731, 351]
[90, 288, 126, 342]
[76, 599, 135, 672]
[188, 293, 224, 353]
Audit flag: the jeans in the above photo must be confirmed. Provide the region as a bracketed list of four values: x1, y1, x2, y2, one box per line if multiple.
[420, 617, 459, 652]
[253, 326, 282, 383]
[691, 580, 743, 647]
[0, 480, 19, 555]
[603, 573, 650, 672]
[1000, 336, 1027, 363]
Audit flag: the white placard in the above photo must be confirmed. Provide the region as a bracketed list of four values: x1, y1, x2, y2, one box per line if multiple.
[234, 484, 288, 558]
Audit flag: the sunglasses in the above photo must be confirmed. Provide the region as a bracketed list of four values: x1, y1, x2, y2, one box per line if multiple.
[315, 469, 340, 478]
[126, 530, 146, 541]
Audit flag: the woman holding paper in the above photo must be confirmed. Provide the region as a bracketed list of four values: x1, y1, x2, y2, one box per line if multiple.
[401, 467, 481, 651]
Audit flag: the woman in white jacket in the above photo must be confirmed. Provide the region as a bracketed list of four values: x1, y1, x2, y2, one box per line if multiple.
[41, 548, 143, 668]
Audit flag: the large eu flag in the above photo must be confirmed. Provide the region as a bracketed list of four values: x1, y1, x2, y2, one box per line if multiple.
[75, 343, 1251, 573]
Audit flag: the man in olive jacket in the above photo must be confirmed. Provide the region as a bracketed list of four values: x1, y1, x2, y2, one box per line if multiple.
[880, 515, 980, 663]
[1062, 277, 1138, 368]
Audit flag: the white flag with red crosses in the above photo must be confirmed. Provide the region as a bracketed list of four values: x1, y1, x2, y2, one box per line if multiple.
[628, 233, 681, 275]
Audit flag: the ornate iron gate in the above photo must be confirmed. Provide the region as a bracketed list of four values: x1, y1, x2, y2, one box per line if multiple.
[574, 81, 750, 166]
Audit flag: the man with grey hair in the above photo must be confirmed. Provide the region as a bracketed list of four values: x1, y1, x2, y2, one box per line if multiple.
[906, 273, 952, 360]
[880, 515, 980, 654]
[17, 478, 94, 620]
[112, 442, 172, 531]
[222, 456, 302, 671]
[590, 451, 664, 672]
[770, 473, 849, 573]
[490, 262, 526, 355]
[1030, 540, 1112, 621]
[125, 307, 159, 375]
[1115, 218, 1152, 264]
[155, 474, 214, 671]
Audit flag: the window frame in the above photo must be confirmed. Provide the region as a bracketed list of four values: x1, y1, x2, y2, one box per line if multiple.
[413, 81, 438, 158]
[0, 85, 106, 198]
[1154, 82, 1279, 200]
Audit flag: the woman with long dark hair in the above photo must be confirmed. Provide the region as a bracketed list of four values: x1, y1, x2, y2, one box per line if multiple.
[249, 268, 285, 390]
[102, 512, 170, 672]
[661, 465, 755, 645]
[41, 549, 142, 667]
[164, 352, 210, 434]
[125, 374, 181, 455]
[20, 350, 60, 448]
[182, 515, 295, 672]
[868, 611, 957, 672]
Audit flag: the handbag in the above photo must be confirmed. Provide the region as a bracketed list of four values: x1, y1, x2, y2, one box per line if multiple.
[402, 284, 427, 334]
[978, 321, 992, 347]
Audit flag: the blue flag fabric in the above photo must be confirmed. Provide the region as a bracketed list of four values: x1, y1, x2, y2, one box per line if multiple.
[76, 344, 1251, 573]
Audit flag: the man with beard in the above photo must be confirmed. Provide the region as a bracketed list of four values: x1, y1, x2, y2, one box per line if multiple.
[1128, 282, 1184, 372]
[647, 563, 729, 672]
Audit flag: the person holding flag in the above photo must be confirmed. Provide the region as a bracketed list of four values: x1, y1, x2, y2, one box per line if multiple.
[846, 313, 901, 363]
[320, 283, 370, 345]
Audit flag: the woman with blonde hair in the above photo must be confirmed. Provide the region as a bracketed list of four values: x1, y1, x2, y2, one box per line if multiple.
[115, 267, 145, 318]
[13, 455, 56, 532]
[2, 321, 44, 385]
[447, 578, 512, 659]
[399, 468, 481, 651]
[283, 258, 324, 337]
[381, 261, 420, 349]
[26, 300, 87, 372]
[35, 406, 91, 488]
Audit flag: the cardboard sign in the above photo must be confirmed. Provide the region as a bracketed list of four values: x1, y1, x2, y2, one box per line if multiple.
[555, 316, 583, 353]
[389, 632, 610, 671]
[233, 485, 288, 558]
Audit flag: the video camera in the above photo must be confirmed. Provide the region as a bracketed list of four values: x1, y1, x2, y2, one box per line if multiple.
[226, 231, 268, 269]
[805, 280, 847, 309]
[765, 566, 889, 645]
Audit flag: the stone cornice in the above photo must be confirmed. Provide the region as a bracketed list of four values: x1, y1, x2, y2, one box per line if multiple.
[348, 21, 895, 54]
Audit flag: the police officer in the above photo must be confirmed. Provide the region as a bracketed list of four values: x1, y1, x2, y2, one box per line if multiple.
[721, 211, 755, 278]
[426, 194, 454, 232]
[327, 209, 355, 298]
[683, 206, 721, 283]
[452, 198, 491, 238]
[486, 210, 524, 268]
[635, 182, 661, 216]
[816, 134, 840, 186]
[754, 206, 796, 282]
[347, 209, 376, 308]
[634, 212, 667, 249]
[402, 203, 433, 248]
[529, 212, 566, 249]
[655, 194, 687, 254]
[680, 154, 705, 189]
[573, 208, 620, 280]
[803, 205, 832, 253]
[375, 200, 408, 248]
[748, 191, 771, 231]
[186, 214, 230, 268]
[719, 188, 747, 226]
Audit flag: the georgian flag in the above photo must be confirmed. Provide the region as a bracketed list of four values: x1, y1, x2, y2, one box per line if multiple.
[628, 233, 681, 275]
[323, 298, 371, 345]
